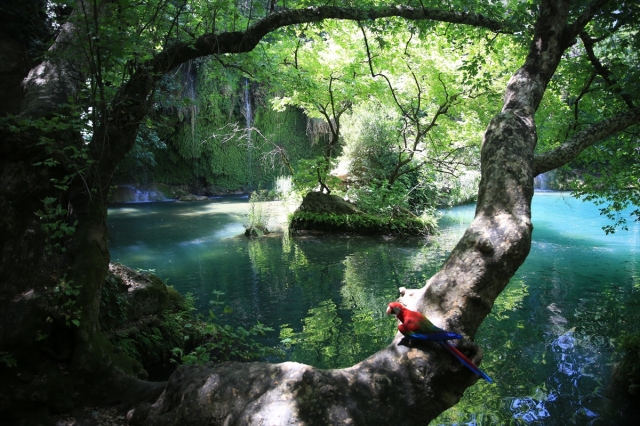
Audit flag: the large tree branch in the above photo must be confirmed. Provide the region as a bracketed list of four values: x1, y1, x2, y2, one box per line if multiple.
[534, 107, 640, 176]
[100, 5, 507, 191]
[564, 0, 612, 41]
[149, 5, 508, 75]
[130, 3, 574, 426]
[12, 1, 634, 423]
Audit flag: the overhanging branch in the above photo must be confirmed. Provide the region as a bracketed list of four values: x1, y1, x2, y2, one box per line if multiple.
[149, 5, 509, 74]
[534, 107, 640, 176]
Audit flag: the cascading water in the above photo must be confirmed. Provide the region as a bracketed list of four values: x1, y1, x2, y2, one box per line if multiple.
[244, 78, 253, 187]
[133, 188, 161, 202]
[115, 185, 165, 203]
[534, 171, 551, 190]
[183, 60, 198, 159]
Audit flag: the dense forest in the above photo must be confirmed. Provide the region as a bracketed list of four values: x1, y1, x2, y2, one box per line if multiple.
[1, 0, 639, 425]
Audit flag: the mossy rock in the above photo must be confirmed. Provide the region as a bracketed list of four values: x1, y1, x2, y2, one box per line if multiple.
[152, 183, 189, 199]
[296, 191, 361, 215]
[178, 194, 209, 201]
[290, 192, 431, 235]
[101, 264, 200, 375]
[107, 263, 181, 320]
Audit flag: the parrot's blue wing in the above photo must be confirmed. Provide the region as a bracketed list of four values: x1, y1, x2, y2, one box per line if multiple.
[408, 331, 463, 341]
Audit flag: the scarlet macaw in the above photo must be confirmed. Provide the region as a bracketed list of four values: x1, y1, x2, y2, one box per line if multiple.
[386, 301, 493, 383]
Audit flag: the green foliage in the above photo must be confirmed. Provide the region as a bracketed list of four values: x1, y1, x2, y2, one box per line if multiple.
[243, 191, 271, 237]
[570, 133, 640, 234]
[117, 124, 167, 178]
[35, 197, 78, 255]
[171, 291, 284, 365]
[107, 285, 281, 367]
[45, 276, 81, 329]
[621, 332, 640, 353]
[109, 292, 202, 367]
[292, 157, 342, 195]
[531, 12, 640, 233]
[123, 60, 322, 190]
[100, 270, 202, 368]
[280, 300, 343, 361]
[0, 352, 17, 368]
[290, 210, 434, 236]
[338, 95, 482, 212]
[433, 170, 481, 207]
[3, 113, 96, 254]
[99, 272, 130, 332]
[346, 178, 410, 217]
[615, 331, 640, 397]
[337, 101, 400, 184]
[173, 320, 281, 365]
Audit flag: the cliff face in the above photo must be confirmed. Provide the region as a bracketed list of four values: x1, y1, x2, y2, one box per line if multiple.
[114, 63, 326, 192]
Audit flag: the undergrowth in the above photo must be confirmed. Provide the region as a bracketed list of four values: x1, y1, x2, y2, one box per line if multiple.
[101, 272, 282, 370]
[171, 290, 284, 365]
[289, 210, 435, 236]
[614, 332, 640, 396]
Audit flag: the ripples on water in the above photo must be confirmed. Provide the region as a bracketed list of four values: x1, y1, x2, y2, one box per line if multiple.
[108, 192, 639, 425]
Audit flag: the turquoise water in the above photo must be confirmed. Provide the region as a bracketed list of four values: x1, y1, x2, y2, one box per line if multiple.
[107, 192, 639, 424]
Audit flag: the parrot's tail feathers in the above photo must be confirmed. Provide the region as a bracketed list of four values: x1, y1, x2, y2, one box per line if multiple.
[439, 342, 494, 384]
[409, 331, 462, 341]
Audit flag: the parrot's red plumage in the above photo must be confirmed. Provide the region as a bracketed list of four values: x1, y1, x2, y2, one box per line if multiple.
[386, 302, 493, 383]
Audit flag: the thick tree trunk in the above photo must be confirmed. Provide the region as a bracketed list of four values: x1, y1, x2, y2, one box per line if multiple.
[128, 2, 582, 425]
[0, 4, 163, 424]
[2, 1, 634, 424]
[131, 2, 633, 424]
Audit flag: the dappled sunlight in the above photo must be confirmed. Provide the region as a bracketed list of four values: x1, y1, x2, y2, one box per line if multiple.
[508, 389, 555, 423]
[108, 194, 640, 424]
[175, 202, 249, 217]
[108, 207, 165, 218]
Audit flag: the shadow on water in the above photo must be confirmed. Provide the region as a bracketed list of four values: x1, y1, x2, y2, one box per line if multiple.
[107, 192, 640, 424]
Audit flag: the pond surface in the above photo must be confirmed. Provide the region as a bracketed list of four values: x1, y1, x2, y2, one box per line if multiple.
[107, 192, 639, 424]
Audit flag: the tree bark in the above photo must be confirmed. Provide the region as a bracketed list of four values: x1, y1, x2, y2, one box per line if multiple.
[534, 106, 640, 176]
[130, 1, 613, 425]
[2, 1, 637, 424]
[0, 3, 163, 423]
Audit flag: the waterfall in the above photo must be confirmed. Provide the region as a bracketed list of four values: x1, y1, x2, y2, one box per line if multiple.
[183, 60, 198, 158]
[113, 185, 166, 203]
[244, 78, 252, 128]
[244, 78, 253, 188]
[534, 171, 551, 191]
[134, 188, 160, 202]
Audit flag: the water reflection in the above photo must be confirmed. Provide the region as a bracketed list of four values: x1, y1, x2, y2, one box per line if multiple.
[509, 391, 554, 422]
[108, 193, 640, 424]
